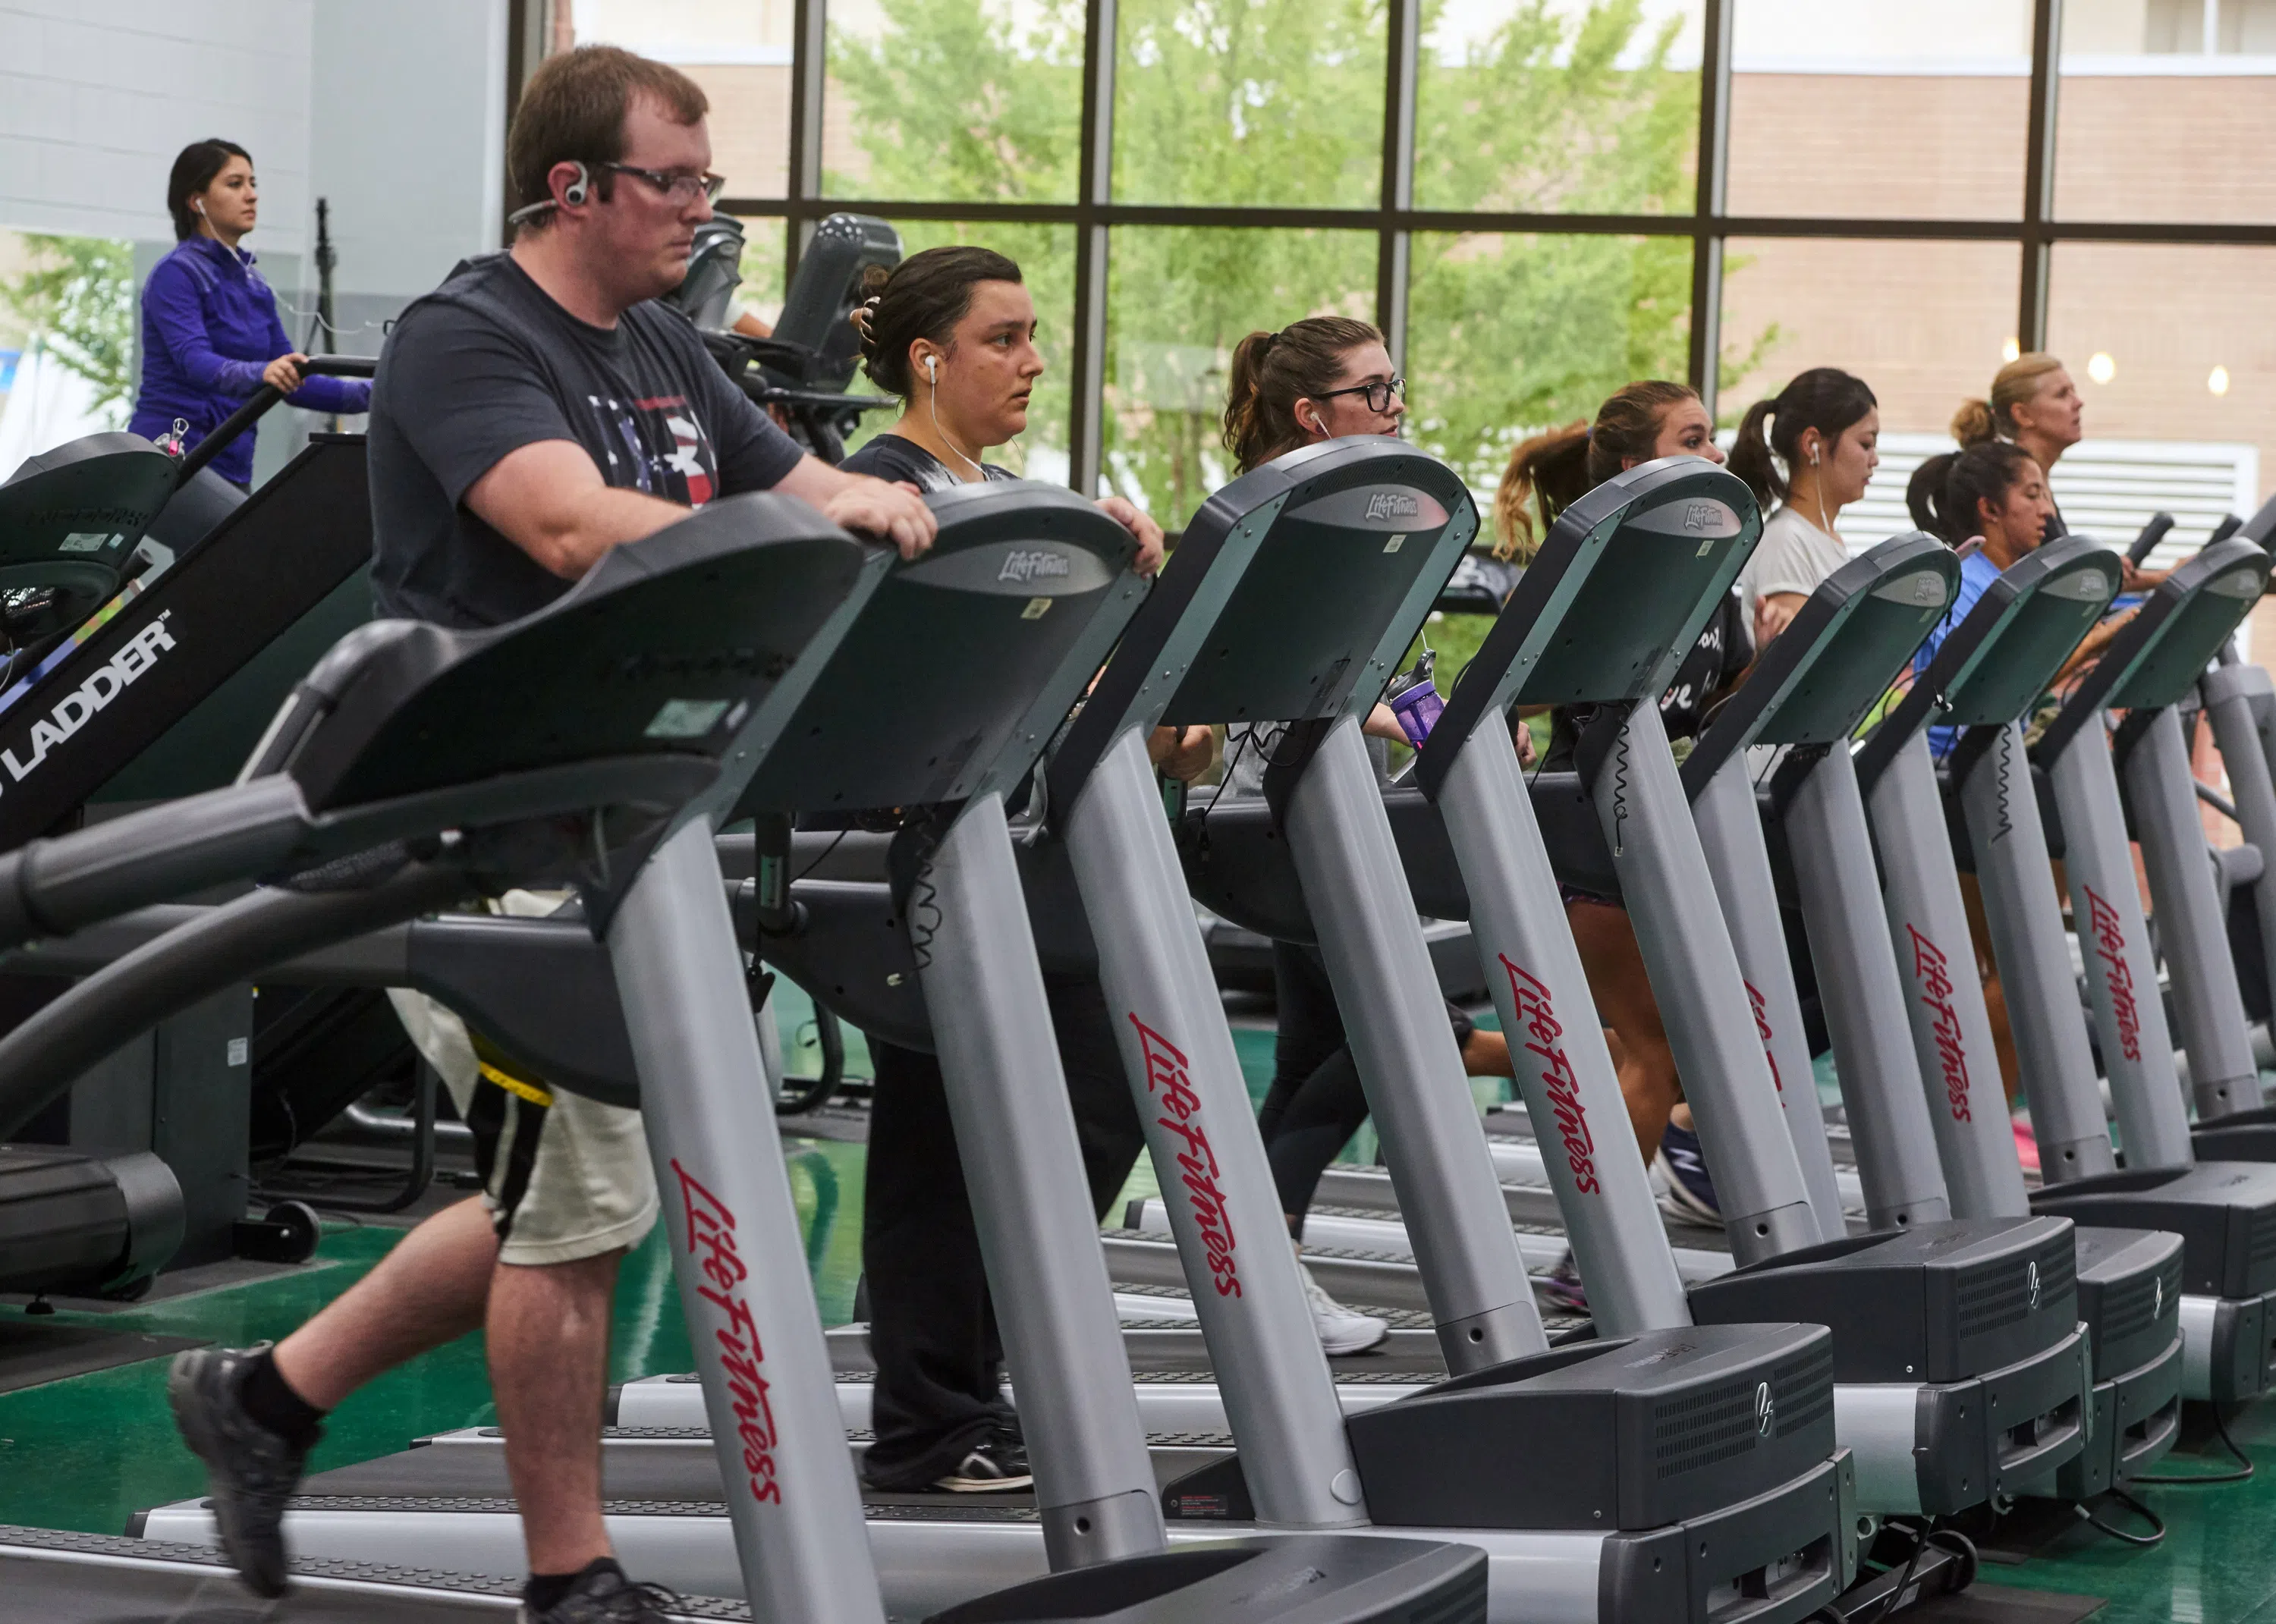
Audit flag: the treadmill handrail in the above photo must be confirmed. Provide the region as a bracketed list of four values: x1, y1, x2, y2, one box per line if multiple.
[1680, 532, 1954, 799]
[1414, 455, 1759, 799]
[1047, 437, 1475, 812]
[171, 353, 379, 485]
[2031, 537, 2271, 766]
[1853, 536, 2118, 797]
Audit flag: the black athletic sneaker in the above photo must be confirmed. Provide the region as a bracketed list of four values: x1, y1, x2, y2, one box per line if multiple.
[166, 1344, 313, 1598]
[935, 1420, 1034, 1493]
[521, 1565, 683, 1622]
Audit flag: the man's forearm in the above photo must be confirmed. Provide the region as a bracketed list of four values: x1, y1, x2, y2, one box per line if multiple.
[526, 485, 690, 580]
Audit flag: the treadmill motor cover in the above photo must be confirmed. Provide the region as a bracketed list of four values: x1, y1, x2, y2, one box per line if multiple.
[2032, 1163, 2276, 1299]
[1343, 1323, 1835, 1531]
[1686, 1217, 2078, 1384]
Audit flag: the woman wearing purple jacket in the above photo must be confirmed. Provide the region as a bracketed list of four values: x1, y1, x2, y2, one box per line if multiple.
[127, 140, 371, 488]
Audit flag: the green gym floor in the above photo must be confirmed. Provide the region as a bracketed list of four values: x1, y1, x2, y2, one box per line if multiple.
[4, 993, 2273, 1622]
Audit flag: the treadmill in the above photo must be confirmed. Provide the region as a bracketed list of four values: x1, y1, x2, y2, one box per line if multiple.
[58, 479, 1486, 1621]
[2167, 492, 2276, 1160]
[1843, 537, 2185, 1501]
[1152, 493, 2091, 1526]
[2001, 536, 2276, 1403]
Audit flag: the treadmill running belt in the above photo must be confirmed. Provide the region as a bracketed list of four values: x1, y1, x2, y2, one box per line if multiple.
[0, 1525, 752, 1619]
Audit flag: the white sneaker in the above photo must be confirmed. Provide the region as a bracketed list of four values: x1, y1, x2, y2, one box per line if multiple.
[1295, 1254, 1389, 1355]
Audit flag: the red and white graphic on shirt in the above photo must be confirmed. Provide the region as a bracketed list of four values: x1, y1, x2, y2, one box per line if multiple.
[587, 392, 719, 507]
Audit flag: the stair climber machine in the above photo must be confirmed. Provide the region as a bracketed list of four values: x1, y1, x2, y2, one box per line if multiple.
[1988, 533, 2276, 1408]
[0, 363, 373, 1296]
[2165, 495, 2276, 1161]
[1831, 537, 2187, 1508]
[15, 480, 1489, 1622]
[670, 211, 903, 463]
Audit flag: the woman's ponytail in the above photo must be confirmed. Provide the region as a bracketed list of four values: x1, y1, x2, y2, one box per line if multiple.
[1495, 422, 1591, 562]
[1221, 329, 1280, 476]
[1907, 452, 1959, 541]
[1726, 397, 1784, 508]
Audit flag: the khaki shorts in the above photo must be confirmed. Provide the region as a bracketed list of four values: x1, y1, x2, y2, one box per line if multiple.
[386, 891, 658, 1267]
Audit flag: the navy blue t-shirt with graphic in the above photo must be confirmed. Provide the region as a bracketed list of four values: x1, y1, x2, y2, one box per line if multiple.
[369, 253, 804, 628]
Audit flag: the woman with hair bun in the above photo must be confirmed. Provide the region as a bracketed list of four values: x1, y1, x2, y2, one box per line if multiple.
[1726, 368, 1879, 646]
[839, 243, 1200, 1497]
[1497, 379, 1745, 1298]
[128, 139, 371, 489]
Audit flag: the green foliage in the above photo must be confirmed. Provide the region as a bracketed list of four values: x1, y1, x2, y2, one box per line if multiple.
[826, 0, 1757, 522]
[0, 235, 137, 423]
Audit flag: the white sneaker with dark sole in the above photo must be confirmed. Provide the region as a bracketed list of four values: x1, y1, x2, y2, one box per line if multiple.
[1297, 1257, 1389, 1355]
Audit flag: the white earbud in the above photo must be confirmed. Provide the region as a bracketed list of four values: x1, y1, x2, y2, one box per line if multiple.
[562, 162, 589, 206]
[926, 355, 938, 381]
[192, 199, 205, 215]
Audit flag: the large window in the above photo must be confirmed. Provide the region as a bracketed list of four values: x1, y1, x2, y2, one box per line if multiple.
[536, 0, 2276, 526]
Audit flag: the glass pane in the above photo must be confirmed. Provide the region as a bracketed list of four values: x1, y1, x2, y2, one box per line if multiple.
[2054, 2, 2276, 223]
[1415, 0, 1703, 214]
[720, 217, 789, 327]
[1405, 233, 1693, 492]
[1102, 228, 1376, 517]
[1718, 237, 2022, 542]
[2045, 243, 2274, 542]
[574, 0, 794, 198]
[1113, 0, 1385, 208]
[826, 0, 1082, 202]
[839, 221, 1079, 481]
[1725, 0, 2033, 220]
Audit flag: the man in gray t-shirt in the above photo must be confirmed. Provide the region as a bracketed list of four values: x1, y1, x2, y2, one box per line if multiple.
[165, 47, 935, 1623]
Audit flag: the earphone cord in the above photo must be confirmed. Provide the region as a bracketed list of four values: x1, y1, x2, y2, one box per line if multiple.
[927, 360, 986, 482]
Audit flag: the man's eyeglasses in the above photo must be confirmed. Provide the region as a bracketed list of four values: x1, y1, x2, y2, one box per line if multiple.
[601, 162, 728, 206]
[1315, 376, 1406, 414]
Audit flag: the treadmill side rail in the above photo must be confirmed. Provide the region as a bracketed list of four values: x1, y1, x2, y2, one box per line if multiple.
[1282, 715, 1548, 1372]
[1589, 702, 1822, 1264]
[2043, 729, 2197, 1172]
[1437, 714, 1692, 1337]
[2124, 705, 2262, 1119]
[1690, 756, 1849, 1239]
[1067, 725, 1369, 1528]
[606, 819, 888, 1624]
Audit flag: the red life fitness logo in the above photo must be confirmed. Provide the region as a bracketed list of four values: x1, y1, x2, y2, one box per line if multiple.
[1129, 1016, 1242, 1298]
[1499, 956, 1599, 1194]
[671, 1161, 784, 1505]
[1746, 982, 1784, 1095]
[2082, 886, 2143, 1062]
[1903, 925, 1973, 1122]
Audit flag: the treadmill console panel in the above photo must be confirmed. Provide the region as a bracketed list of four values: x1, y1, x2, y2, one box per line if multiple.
[1344, 1323, 1835, 1531]
[2100, 556, 2269, 713]
[1937, 552, 2117, 727]
[1686, 1218, 2079, 1384]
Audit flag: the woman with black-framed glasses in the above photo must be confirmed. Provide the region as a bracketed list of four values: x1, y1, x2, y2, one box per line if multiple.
[1218, 316, 1517, 1357]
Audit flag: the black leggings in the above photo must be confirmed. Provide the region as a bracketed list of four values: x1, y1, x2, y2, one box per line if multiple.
[859, 974, 1145, 1490]
[1256, 941, 1472, 1235]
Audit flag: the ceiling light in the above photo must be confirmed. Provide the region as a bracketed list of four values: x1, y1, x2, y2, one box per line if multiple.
[2087, 352, 2116, 385]
[2209, 365, 2231, 397]
[2002, 338, 2021, 363]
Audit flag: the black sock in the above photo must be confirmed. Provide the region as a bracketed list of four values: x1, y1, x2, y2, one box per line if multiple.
[237, 1346, 326, 1450]
[524, 1557, 624, 1614]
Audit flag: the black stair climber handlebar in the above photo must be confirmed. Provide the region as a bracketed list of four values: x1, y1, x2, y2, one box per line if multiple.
[171, 354, 377, 485]
[2128, 512, 2174, 567]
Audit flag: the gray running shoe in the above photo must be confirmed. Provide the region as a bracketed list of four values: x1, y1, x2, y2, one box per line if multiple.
[521, 1566, 683, 1622]
[166, 1344, 311, 1598]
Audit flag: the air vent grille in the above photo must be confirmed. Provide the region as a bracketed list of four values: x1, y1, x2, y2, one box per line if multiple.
[1651, 1377, 1760, 1480]
[2098, 1252, 2182, 1346]
[1773, 1341, 1834, 1437]
[2249, 1205, 2276, 1271]
[1956, 1236, 2073, 1340]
